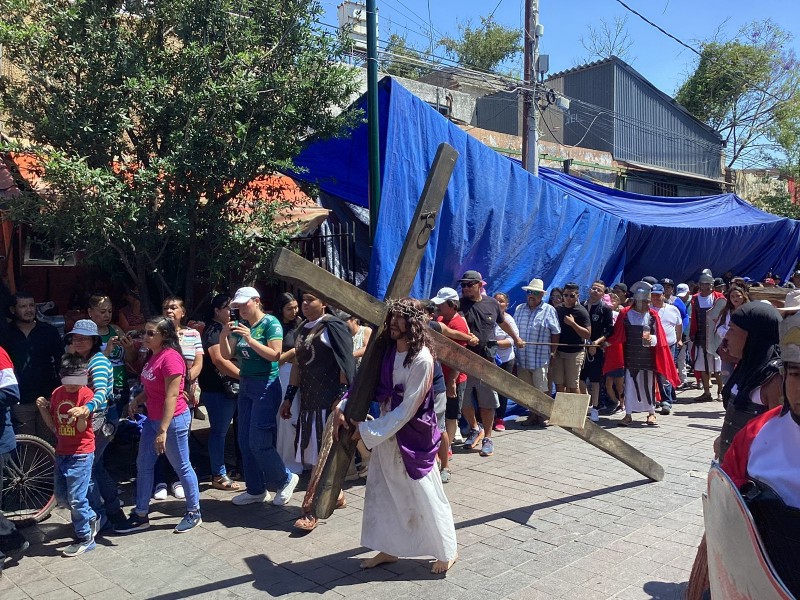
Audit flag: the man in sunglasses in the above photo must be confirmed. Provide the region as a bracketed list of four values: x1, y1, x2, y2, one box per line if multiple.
[514, 278, 560, 426]
[552, 283, 591, 395]
[457, 270, 524, 457]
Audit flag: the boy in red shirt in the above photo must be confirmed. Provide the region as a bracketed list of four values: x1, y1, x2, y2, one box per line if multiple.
[36, 353, 98, 557]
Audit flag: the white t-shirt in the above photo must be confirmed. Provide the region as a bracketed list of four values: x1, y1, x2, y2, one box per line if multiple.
[494, 314, 519, 364]
[657, 304, 682, 346]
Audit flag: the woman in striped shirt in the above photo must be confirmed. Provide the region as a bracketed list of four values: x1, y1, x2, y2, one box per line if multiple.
[64, 319, 124, 528]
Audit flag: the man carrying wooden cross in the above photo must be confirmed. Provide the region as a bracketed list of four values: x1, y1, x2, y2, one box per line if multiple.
[332, 297, 458, 574]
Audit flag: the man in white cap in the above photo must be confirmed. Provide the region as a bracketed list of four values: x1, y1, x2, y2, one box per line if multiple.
[776, 289, 800, 318]
[513, 278, 561, 426]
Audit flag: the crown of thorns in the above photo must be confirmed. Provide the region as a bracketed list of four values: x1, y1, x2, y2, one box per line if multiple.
[385, 298, 426, 321]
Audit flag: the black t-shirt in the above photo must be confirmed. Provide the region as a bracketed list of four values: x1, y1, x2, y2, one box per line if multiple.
[583, 301, 614, 342]
[460, 295, 505, 359]
[0, 322, 62, 404]
[556, 304, 591, 353]
[198, 321, 231, 393]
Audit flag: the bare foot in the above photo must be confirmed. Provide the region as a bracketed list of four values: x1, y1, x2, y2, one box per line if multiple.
[360, 552, 398, 569]
[431, 555, 458, 574]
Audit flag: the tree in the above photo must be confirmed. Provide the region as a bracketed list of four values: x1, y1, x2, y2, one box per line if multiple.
[578, 15, 634, 63]
[0, 0, 359, 310]
[438, 17, 522, 73]
[380, 33, 427, 80]
[675, 19, 799, 169]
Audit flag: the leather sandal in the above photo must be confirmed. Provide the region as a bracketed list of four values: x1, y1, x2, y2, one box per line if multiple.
[646, 414, 658, 426]
[293, 514, 318, 531]
[336, 494, 347, 509]
[212, 475, 240, 491]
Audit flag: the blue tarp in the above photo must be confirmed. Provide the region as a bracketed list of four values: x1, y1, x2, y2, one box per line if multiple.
[290, 77, 800, 305]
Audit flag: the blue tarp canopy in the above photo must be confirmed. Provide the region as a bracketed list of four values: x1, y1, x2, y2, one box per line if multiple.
[290, 77, 800, 304]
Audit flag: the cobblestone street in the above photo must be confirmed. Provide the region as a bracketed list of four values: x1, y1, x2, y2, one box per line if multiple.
[1, 387, 718, 600]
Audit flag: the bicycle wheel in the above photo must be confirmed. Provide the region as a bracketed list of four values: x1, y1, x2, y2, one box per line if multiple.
[1, 434, 57, 523]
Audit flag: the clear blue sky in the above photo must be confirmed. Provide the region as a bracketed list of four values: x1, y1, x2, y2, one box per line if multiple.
[321, 0, 799, 97]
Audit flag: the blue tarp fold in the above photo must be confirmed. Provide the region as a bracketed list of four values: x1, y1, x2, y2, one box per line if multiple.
[290, 78, 800, 305]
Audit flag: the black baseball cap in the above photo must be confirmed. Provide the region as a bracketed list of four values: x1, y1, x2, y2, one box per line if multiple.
[660, 278, 675, 287]
[642, 276, 658, 285]
[457, 270, 483, 283]
[613, 282, 628, 293]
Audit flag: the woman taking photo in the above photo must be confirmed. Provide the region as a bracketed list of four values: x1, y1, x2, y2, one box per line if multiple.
[219, 287, 299, 507]
[64, 319, 126, 528]
[198, 294, 240, 491]
[114, 317, 201, 534]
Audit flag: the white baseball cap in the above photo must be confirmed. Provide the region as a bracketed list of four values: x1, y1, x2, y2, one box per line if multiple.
[430, 287, 459, 305]
[231, 286, 260, 306]
[676, 283, 690, 297]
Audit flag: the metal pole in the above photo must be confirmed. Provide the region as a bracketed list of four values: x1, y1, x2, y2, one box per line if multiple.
[531, 0, 540, 177]
[366, 0, 381, 244]
[521, 0, 531, 170]
[524, 0, 540, 176]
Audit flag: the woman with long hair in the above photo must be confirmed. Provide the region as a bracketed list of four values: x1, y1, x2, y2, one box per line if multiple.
[114, 317, 202, 534]
[198, 294, 241, 491]
[492, 292, 518, 431]
[149, 296, 203, 501]
[274, 292, 303, 474]
[716, 286, 750, 386]
[219, 287, 299, 507]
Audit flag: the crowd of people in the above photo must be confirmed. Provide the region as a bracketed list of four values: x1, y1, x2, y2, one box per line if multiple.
[0, 266, 797, 581]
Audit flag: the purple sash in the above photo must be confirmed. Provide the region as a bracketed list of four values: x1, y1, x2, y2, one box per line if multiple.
[375, 346, 441, 480]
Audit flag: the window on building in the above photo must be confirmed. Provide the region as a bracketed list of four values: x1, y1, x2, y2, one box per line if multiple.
[653, 182, 678, 197]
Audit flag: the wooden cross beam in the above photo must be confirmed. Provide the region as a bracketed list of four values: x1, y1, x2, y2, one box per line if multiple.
[272, 142, 663, 519]
[273, 248, 665, 492]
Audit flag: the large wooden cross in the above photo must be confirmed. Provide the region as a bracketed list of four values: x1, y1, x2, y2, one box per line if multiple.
[272, 143, 664, 520]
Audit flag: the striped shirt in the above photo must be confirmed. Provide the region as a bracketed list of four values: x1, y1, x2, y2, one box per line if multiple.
[513, 301, 561, 370]
[86, 352, 113, 414]
[0, 347, 21, 454]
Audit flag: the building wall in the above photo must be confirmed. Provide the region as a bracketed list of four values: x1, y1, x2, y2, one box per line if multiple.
[545, 61, 616, 153]
[613, 65, 722, 179]
[733, 169, 790, 203]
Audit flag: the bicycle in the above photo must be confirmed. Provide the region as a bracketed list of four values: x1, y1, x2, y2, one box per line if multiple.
[1, 434, 57, 523]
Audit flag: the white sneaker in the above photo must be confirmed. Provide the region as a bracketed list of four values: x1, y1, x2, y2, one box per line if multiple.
[232, 491, 271, 506]
[589, 407, 600, 423]
[153, 483, 168, 501]
[273, 473, 299, 506]
[453, 430, 464, 443]
[171, 482, 185, 500]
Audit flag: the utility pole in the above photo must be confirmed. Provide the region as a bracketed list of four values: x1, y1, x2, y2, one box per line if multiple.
[366, 0, 381, 244]
[521, 0, 540, 176]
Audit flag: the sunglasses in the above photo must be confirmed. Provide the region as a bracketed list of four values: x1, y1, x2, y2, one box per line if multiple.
[564, 293, 578, 298]
[527, 291, 543, 296]
[143, 330, 158, 337]
[460, 281, 479, 288]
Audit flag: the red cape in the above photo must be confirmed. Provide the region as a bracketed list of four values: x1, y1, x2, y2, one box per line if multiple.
[721, 406, 781, 489]
[602, 305, 680, 388]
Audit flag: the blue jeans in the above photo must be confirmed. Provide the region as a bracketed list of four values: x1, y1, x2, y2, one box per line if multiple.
[55, 453, 96, 540]
[135, 410, 200, 515]
[657, 343, 678, 405]
[202, 391, 237, 477]
[238, 376, 291, 495]
[88, 406, 122, 518]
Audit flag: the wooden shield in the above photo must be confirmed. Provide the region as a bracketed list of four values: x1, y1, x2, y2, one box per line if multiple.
[704, 464, 793, 600]
[706, 298, 727, 355]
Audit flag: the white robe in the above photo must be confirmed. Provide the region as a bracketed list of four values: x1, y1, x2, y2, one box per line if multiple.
[357, 346, 458, 562]
[277, 362, 303, 474]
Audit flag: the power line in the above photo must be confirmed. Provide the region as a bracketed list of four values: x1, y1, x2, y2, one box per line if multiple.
[613, 0, 699, 56]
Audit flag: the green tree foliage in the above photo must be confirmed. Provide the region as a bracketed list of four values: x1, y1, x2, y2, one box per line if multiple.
[675, 20, 799, 169]
[0, 0, 359, 309]
[381, 33, 427, 80]
[439, 17, 522, 73]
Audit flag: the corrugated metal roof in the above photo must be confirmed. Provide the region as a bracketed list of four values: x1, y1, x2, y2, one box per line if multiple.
[546, 56, 721, 141]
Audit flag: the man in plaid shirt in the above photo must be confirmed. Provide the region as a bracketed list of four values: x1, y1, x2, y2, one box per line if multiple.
[513, 279, 560, 425]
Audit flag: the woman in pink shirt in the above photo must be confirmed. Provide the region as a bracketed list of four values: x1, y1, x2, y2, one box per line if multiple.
[114, 317, 201, 534]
